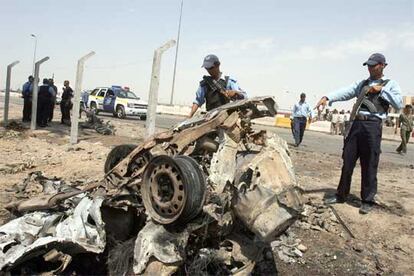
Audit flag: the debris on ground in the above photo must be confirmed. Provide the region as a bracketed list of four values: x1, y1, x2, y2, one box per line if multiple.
[1, 97, 303, 274]
[80, 109, 116, 135]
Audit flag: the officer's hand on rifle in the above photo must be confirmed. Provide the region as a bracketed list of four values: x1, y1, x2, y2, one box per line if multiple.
[315, 96, 328, 111]
[225, 90, 237, 98]
[367, 85, 383, 94]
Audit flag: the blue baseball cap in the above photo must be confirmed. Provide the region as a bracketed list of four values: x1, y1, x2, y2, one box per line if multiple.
[363, 53, 387, 66]
[202, 54, 220, 68]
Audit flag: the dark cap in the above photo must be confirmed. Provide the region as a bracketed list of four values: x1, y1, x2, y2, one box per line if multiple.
[201, 54, 220, 68]
[363, 53, 387, 66]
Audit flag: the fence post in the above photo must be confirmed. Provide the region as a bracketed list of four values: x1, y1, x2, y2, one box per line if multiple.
[70, 51, 95, 144]
[30, 56, 49, 130]
[145, 39, 176, 138]
[3, 60, 20, 126]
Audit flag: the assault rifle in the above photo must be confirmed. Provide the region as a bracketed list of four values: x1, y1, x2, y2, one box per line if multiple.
[202, 76, 230, 100]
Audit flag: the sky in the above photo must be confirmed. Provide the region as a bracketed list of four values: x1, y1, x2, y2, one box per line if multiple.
[0, 0, 413, 110]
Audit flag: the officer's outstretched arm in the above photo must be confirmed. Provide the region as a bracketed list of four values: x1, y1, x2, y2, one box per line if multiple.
[189, 103, 199, 118]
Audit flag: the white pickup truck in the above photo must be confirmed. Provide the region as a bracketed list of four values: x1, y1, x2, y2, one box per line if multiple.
[87, 86, 148, 119]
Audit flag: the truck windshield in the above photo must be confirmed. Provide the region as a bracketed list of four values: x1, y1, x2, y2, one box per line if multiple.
[117, 91, 139, 99]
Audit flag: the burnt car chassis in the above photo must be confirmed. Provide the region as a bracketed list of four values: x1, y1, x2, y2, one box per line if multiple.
[1, 96, 303, 275]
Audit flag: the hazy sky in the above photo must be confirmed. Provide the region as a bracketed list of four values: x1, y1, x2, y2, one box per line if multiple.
[1, 0, 413, 110]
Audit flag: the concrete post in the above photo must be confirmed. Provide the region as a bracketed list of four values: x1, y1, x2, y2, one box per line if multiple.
[70, 51, 95, 144]
[3, 61, 20, 126]
[145, 39, 176, 138]
[30, 56, 49, 130]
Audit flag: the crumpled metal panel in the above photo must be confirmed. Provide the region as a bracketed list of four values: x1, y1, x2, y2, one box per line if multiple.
[0, 196, 105, 271]
[209, 131, 239, 193]
[133, 221, 189, 274]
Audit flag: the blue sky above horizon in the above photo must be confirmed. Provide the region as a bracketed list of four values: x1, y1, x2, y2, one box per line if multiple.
[0, 0, 413, 110]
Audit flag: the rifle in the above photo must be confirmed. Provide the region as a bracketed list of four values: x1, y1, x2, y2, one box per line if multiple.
[343, 79, 388, 140]
[203, 76, 230, 99]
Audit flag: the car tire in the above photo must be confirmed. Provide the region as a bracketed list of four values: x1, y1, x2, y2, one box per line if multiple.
[104, 144, 137, 174]
[90, 102, 99, 115]
[140, 115, 147, 120]
[116, 105, 126, 119]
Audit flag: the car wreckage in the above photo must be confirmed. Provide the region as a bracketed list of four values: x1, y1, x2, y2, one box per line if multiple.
[0, 96, 303, 275]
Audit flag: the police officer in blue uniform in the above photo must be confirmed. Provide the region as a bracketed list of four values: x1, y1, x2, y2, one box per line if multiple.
[291, 93, 313, 147]
[189, 55, 247, 118]
[316, 53, 403, 214]
[22, 75, 34, 122]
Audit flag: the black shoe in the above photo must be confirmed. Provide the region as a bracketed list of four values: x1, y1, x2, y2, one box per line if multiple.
[359, 202, 374, 214]
[324, 196, 345, 205]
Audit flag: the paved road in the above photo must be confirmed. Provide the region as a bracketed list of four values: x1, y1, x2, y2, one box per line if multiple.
[1, 95, 412, 165]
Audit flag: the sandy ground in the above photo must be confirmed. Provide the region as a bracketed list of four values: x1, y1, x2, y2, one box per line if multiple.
[0, 104, 413, 275]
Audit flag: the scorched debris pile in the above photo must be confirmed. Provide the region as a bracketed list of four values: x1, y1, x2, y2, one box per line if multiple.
[0, 97, 303, 275]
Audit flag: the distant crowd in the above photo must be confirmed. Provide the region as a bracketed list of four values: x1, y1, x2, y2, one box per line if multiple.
[22, 75, 74, 127]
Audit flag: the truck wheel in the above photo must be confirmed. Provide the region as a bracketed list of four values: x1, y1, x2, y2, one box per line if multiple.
[104, 144, 137, 174]
[116, 105, 126, 119]
[90, 102, 99, 115]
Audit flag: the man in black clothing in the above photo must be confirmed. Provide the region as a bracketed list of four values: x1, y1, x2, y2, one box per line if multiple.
[61, 80, 73, 125]
[48, 78, 58, 122]
[37, 78, 53, 127]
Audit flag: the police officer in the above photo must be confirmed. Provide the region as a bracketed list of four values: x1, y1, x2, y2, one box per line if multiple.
[316, 53, 403, 214]
[291, 93, 313, 147]
[37, 78, 54, 127]
[61, 80, 73, 125]
[22, 75, 34, 122]
[188, 54, 247, 118]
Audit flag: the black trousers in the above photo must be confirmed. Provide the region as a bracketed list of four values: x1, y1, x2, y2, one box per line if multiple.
[60, 100, 72, 124]
[48, 100, 55, 122]
[22, 97, 32, 122]
[292, 117, 307, 145]
[37, 98, 50, 126]
[337, 119, 382, 203]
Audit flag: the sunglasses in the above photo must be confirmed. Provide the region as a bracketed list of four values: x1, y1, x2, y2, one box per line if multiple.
[205, 65, 215, 70]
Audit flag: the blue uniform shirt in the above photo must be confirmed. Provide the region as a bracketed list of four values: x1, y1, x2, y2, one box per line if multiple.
[193, 74, 247, 106]
[292, 102, 313, 118]
[22, 81, 33, 97]
[327, 77, 403, 119]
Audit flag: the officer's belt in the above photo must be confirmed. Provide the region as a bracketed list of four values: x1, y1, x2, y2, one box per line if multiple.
[354, 114, 382, 122]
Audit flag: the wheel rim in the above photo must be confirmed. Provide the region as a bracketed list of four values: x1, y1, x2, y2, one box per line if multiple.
[141, 155, 206, 225]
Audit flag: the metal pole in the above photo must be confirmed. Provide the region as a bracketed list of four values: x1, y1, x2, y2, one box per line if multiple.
[30, 56, 49, 130]
[170, 0, 184, 105]
[70, 51, 95, 144]
[31, 34, 37, 75]
[146, 39, 176, 138]
[3, 61, 20, 126]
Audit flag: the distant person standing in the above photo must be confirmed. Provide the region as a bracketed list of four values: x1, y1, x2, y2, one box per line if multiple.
[396, 105, 413, 155]
[331, 109, 339, 135]
[22, 76, 34, 122]
[37, 78, 54, 127]
[291, 93, 312, 147]
[48, 78, 57, 122]
[61, 80, 73, 125]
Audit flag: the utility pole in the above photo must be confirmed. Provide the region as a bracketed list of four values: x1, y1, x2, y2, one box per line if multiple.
[146, 39, 176, 138]
[30, 34, 37, 75]
[3, 61, 20, 126]
[30, 57, 49, 130]
[70, 51, 95, 144]
[169, 0, 184, 105]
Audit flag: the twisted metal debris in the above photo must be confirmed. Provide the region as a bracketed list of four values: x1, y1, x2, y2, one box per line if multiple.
[0, 96, 303, 275]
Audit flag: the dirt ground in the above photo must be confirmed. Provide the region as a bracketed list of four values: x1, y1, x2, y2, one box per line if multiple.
[0, 104, 413, 275]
